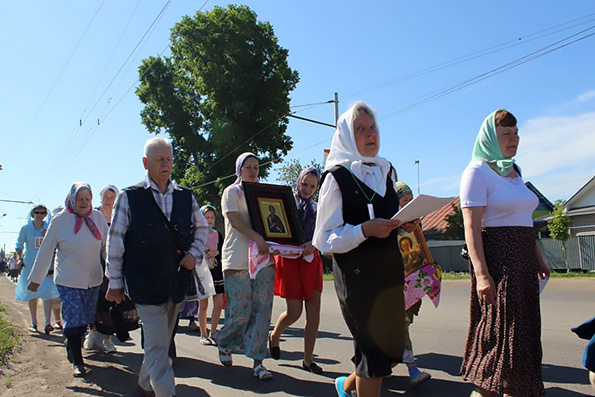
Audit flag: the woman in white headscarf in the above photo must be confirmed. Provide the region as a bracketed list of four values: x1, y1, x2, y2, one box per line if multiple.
[314, 102, 416, 397]
[85, 185, 139, 353]
[214, 152, 276, 381]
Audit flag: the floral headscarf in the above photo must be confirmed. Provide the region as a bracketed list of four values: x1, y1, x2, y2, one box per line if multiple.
[64, 182, 102, 240]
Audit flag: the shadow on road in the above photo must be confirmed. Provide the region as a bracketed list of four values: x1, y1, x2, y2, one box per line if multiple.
[173, 356, 336, 396]
[543, 362, 591, 386]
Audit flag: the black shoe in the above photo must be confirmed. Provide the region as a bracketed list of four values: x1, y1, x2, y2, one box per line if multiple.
[44, 324, 53, 335]
[302, 361, 323, 374]
[268, 332, 280, 360]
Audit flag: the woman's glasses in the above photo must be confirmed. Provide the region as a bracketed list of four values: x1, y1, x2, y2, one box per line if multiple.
[34, 211, 47, 215]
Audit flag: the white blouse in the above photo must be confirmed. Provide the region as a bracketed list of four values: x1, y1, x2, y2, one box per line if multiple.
[29, 210, 108, 289]
[313, 164, 398, 254]
[460, 161, 538, 227]
[220, 185, 252, 271]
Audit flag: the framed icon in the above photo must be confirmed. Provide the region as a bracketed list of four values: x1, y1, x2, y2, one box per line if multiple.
[242, 181, 306, 245]
[398, 225, 434, 276]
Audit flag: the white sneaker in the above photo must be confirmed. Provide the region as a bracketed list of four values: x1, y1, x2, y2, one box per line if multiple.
[83, 330, 96, 350]
[103, 338, 117, 353]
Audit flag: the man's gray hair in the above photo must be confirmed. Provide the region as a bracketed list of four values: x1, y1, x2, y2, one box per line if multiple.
[352, 102, 377, 122]
[144, 137, 173, 158]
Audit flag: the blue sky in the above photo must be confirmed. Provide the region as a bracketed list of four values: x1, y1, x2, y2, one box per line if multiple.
[1, 1, 595, 251]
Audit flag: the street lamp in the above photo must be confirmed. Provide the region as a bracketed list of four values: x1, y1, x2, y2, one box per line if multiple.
[414, 160, 421, 195]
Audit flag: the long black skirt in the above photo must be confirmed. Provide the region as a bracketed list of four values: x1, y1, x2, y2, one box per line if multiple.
[461, 226, 544, 396]
[333, 256, 405, 378]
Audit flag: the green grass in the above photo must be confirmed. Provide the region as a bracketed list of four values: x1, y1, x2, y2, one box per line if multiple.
[4, 376, 11, 388]
[0, 303, 19, 367]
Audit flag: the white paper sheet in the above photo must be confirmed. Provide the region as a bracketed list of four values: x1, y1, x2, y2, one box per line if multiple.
[391, 194, 454, 223]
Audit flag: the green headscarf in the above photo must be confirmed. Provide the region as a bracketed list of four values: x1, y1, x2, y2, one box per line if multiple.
[395, 182, 412, 198]
[471, 110, 515, 177]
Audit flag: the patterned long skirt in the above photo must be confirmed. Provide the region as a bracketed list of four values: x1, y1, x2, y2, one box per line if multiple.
[460, 227, 544, 397]
[56, 284, 100, 337]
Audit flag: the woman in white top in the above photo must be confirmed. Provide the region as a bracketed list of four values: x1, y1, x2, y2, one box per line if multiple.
[213, 152, 276, 381]
[314, 102, 416, 397]
[28, 182, 108, 378]
[459, 110, 550, 397]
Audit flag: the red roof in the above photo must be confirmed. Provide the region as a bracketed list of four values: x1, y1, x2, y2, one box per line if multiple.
[422, 196, 460, 237]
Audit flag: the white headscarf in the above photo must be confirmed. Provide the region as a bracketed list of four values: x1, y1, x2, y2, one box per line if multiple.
[325, 101, 392, 196]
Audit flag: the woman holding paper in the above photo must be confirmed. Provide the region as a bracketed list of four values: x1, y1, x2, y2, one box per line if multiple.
[214, 152, 275, 381]
[460, 109, 550, 397]
[314, 102, 416, 397]
[270, 166, 324, 374]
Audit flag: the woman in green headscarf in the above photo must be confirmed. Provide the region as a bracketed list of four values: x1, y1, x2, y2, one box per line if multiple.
[459, 109, 550, 397]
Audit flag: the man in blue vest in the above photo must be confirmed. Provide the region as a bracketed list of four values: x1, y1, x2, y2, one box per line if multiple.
[106, 137, 208, 397]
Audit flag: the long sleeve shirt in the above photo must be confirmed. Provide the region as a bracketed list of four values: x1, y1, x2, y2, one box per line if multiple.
[313, 163, 399, 254]
[106, 174, 208, 290]
[29, 210, 108, 289]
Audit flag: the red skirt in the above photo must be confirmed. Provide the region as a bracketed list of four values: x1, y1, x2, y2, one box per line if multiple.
[274, 250, 323, 301]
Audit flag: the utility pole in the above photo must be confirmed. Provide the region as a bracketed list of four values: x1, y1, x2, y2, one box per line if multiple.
[414, 160, 421, 195]
[334, 92, 339, 126]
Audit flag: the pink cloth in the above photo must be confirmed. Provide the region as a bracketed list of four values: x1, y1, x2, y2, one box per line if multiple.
[248, 241, 313, 279]
[403, 263, 442, 310]
[207, 230, 219, 252]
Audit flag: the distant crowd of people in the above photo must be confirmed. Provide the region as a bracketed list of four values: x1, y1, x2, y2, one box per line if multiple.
[8, 101, 584, 397]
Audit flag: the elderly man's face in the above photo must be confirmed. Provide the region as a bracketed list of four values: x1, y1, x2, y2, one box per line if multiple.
[354, 112, 379, 157]
[143, 144, 173, 182]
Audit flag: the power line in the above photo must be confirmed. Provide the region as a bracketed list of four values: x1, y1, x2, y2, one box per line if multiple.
[36, 1, 145, 198]
[7, 0, 107, 167]
[36, 0, 175, 198]
[0, 199, 35, 205]
[345, 13, 595, 99]
[379, 25, 595, 121]
[81, 0, 143, 118]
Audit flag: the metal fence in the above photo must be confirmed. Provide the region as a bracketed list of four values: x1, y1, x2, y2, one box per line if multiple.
[427, 235, 595, 272]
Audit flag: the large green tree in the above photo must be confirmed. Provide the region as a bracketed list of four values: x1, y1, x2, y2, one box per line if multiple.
[136, 5, 299, 207]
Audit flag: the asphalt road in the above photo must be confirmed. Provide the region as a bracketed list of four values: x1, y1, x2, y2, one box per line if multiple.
[107, 278, 595, 396]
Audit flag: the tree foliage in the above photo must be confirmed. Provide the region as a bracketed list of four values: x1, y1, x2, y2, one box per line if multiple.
[276, 159, 323, 200]
[547, 199, 571, 244]
[136, 5, 299, 208]
[443, 203, 465, 240]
